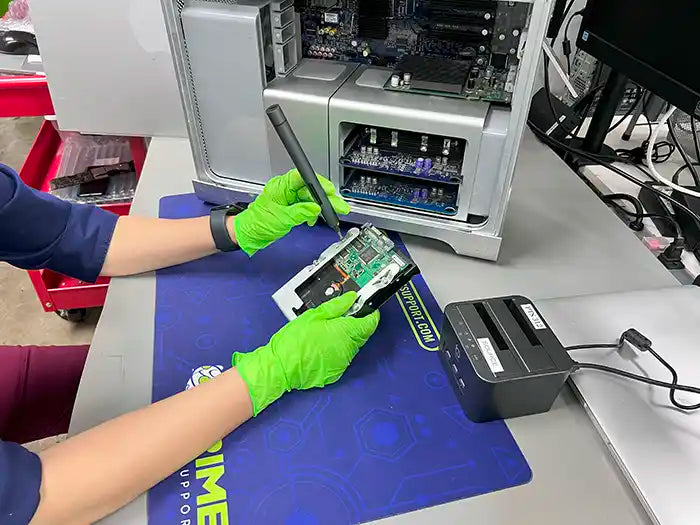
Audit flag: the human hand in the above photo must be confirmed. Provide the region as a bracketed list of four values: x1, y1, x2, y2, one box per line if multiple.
[232, 292, 380, 415]
[232, 169, 350, 256]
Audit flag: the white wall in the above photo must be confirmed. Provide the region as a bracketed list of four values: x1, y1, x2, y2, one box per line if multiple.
[31, 0, 187, 137]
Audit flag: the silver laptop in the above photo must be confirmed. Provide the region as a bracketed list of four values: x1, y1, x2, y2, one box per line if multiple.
[536, 287, 700, 525]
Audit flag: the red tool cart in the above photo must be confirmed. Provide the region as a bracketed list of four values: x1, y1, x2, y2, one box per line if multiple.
[1, 74, 147, 321]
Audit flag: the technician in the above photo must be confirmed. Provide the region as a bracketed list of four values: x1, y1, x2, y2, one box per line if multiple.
[0, 163, 380, 525]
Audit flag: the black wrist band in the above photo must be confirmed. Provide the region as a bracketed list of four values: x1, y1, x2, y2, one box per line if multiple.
[210, 205, 242, 252]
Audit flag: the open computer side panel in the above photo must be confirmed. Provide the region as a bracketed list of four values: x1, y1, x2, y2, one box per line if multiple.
[295, 0, 531, 105]
[308, 0, 543, 237]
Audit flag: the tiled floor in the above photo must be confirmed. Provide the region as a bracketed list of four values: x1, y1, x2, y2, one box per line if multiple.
[0, 117, 99, 346]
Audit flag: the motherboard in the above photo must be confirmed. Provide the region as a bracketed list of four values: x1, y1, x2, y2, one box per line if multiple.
[294, 0, 530, 103]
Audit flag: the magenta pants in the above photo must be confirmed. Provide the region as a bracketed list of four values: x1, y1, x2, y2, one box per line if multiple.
[0, 345, 89, 444]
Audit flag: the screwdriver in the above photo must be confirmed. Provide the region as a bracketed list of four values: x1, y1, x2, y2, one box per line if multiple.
[266, 104, 343, 240]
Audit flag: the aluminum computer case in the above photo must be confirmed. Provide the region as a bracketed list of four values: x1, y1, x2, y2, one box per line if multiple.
[161, 0, 554, 260]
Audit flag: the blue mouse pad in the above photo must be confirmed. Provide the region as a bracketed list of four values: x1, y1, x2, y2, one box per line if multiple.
[148, 193, 531, 525]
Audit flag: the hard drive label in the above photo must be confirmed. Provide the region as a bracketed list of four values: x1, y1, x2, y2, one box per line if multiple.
[521, 303, 547, 330]
[477, 337, 504, 374]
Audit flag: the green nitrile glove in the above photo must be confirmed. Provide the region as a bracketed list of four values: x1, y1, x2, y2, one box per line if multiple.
[232, 292, 380, 416]
[233, 169, 350, 256]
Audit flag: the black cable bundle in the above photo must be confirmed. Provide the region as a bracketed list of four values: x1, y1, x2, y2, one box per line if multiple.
[667, 120, 700, 187]
[526, 119, 700, 234]
[615, 139, 676, 166]
[567, 329, 700, 411]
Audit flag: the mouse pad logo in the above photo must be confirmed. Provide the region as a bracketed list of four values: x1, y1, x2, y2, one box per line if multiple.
[186, 365, 225, 390]
[396, 282, 440, 351]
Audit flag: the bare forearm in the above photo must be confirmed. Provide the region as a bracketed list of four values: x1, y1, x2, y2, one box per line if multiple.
[31, 369, 253, 525]
[101, 215, 236, 277]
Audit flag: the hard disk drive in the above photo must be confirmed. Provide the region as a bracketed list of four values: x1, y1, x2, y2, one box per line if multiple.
[273, 224, 420, 319]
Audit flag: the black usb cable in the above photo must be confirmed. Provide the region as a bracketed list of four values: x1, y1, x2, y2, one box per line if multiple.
[567, 329, 700, 411]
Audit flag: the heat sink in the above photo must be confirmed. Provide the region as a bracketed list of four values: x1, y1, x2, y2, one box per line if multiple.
[358, 0, 391, 39]
[396, 55, 472, 95]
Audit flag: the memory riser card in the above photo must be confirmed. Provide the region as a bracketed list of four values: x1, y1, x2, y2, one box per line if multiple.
[341, 170, 459, 216]
[341, 127, 464, 184]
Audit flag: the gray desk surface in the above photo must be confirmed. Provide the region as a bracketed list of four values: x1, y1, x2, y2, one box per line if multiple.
[0, 53, 43, 75]
[73, 133, 678, 524]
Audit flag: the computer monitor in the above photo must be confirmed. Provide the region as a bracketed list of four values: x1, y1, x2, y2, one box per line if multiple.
[577, 0, 700, 119]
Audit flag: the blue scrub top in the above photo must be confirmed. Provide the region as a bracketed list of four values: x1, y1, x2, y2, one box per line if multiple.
[0, 163, 119, 282]
[0, 442, 42, 524]
[0, 163, 119, 523]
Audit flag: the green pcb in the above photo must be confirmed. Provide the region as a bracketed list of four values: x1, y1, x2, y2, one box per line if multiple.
[336, 227, 408, 288]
